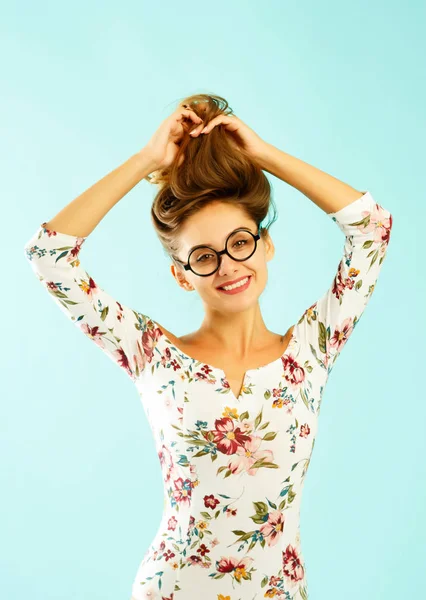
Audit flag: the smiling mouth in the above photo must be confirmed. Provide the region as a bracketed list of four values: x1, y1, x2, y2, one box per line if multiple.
[217, 275, 252, 293]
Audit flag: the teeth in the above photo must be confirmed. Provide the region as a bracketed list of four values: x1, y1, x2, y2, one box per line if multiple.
[221, 276, 249, 291]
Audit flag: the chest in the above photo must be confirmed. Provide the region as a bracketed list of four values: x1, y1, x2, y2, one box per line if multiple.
[153, 322, 295, 402]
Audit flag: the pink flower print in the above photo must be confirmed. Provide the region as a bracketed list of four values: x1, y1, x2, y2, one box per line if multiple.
[79, 323, 105, 348]
[240, 419, 254, 433]
[259, 509, 285, 547]
[204, 494, 220, 509]
[172, 477, 192, 506]
[167, 516, 177, 531]
[133, 338, 148, 373]
[141, 584, 156, 599]
[158, 444, 174, 482]
[360, 204, 393, 243]
[299, 424, 310, 438]
[211, 417, 251, 455]
[189, 463, 198, 481]
[282, 354, 305, 387]
[75, 322, 133, 376]
[329, 316, 354, 353]
[282, 544, 305, 585]
[227, 435, 274, 476]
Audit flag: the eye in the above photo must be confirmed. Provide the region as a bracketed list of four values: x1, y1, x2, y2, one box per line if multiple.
[196, 253, 214, 262]
[233, 240, 247, 248]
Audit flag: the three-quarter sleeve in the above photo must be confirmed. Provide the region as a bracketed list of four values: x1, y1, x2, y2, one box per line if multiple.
[297, 190, 393, 376]
[23, 222, 162, 382]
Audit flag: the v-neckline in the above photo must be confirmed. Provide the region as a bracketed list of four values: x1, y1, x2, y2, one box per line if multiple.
[151, 320, 298, 402]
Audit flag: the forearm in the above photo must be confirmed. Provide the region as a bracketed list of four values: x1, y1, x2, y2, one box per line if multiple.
[44, 149, 158, 238]
[257, 143, 364, 214]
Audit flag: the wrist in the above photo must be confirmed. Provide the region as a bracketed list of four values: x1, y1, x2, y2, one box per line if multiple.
[255, 142, 277, 171]
[135, 148, 162, 178]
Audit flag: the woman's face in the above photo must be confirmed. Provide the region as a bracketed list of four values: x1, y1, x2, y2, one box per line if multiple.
[170, 202, 275, 314]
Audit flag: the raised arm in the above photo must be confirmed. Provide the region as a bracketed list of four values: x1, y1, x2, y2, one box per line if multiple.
[23, 150, 163, 381]
[256, 144, 393, 375]
[299, 189, 393, 375]
[23, 106, 205, 382]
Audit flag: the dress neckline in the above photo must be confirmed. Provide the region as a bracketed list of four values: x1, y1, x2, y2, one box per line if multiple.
[150, 319, 299, 402]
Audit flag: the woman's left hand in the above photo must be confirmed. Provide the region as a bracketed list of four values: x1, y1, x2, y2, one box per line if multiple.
[189, 113, 270, 165]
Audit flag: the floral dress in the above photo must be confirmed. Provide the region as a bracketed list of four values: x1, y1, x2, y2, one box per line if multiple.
[24, 190, 393, 600]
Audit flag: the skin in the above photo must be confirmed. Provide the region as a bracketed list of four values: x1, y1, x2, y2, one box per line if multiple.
[167, 200, 294, 365]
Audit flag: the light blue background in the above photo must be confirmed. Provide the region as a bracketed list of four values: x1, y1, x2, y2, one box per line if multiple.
[2, 1, 424, 598]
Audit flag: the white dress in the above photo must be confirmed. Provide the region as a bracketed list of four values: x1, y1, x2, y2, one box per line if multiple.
[24, 190, 393, 599]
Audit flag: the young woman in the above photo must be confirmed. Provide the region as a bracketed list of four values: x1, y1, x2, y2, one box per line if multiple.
[24, 94, 393, 600]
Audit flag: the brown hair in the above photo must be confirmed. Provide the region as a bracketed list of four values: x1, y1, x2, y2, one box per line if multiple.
[148, 93, 278, 269]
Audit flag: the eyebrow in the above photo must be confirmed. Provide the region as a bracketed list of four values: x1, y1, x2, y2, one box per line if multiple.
[187, 225, 256, 254]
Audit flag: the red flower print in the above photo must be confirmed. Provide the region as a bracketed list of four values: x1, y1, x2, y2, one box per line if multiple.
[113, 347, 131, 375]
[282, 544, 305, 585]
[201, 364, 213, 376]
[142, 325, 163, 362]
[172, 477, 192, 506]
[332, 262, 346, 302]
[282, 355, 305, 387]
[259, 509, 285, 546]
[216, 556, 254, 581]
[197, 543, 210, 556]
[164, 549, 175, 561]
[211, 417, 251, 455]
[167, 516, 177, 531]
[204, 494, 220, 509]
[195, 372, 208, 380]
[299, 424, 310, 438]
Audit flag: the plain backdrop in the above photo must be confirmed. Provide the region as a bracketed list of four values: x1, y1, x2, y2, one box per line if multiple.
[1, 1, 425, 599]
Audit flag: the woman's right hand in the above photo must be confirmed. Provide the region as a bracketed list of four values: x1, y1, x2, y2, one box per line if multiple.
[142, 105, 204, 171]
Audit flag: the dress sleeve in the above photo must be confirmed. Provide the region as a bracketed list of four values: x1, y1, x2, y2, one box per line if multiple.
[23, 222, 163, 381]
[297, 190, 393, 376]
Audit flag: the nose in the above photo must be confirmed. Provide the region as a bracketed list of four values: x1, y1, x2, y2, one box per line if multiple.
[217, 252, 240, 276]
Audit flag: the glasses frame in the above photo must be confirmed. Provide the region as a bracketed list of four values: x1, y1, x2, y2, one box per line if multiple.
[173, 226, 262, 277]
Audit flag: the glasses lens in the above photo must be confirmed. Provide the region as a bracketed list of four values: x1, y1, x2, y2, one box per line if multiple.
[189, 230, 256, 275]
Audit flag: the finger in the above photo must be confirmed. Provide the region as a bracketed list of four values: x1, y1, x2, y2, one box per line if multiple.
[177, 106, 203, 126]
[201, 115, 235, 134]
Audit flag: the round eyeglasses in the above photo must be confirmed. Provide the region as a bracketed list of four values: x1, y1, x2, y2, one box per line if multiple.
[173, 227, 262, 277]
